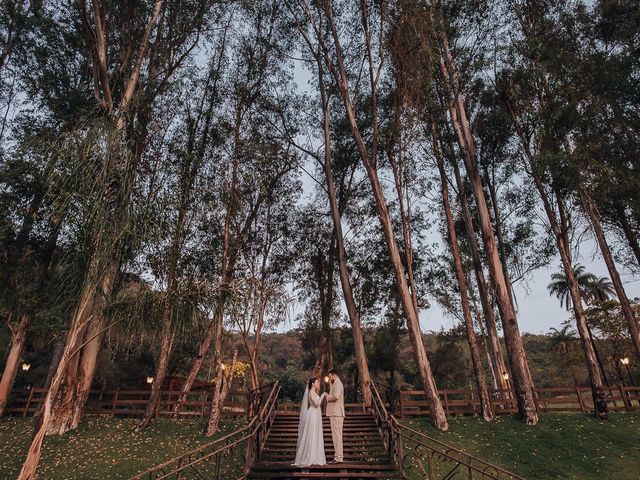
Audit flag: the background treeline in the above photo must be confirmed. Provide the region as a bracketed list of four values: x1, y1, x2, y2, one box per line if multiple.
[0, 0, 639, 477]
[6, 321, 638, 404]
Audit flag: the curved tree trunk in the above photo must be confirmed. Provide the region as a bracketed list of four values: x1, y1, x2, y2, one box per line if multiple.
[450, 155, 510, 393]
[435, 19, 537, 422]
[19, 261, 116, 479]
[317, 54, 371, 405]
[206, 350, 238, 436]
[483, 165, 517, 309]
[434, 125, 493, 421]
[503, 96, 608, 418]
[137, 304, 174, 431]
[46, 262, 116, 435]
[315, 0, 447, 429]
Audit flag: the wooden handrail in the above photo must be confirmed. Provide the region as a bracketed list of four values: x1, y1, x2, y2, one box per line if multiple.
[370, 382, 526, 480]
[128, 381, 280, 480]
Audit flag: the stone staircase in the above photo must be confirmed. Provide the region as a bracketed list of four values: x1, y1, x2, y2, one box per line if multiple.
[247, 412, 401, 479]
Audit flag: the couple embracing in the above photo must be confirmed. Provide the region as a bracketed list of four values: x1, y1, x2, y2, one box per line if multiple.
[293, 370, 344, 467]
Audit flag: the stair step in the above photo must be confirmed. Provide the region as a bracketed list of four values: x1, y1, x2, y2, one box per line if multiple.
[248, 473, 401, 479]
[264, 443, 384, 449]
[248, 463, 400, 479]
[249, 413, 399, 479]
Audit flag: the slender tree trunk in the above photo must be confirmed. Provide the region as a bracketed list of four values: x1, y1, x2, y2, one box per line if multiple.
[173, 109, 240, 413]
[434, 126, 493, 421]
[312, 337, 330, 380]
[173, 302, 224, 414]
[206, 350, 238, 436]
[435, 24, 537, 422]
[553, 193, 608, 418]
[317, 55, 371, 405]
[348, 110, 447, 428]
[502, 96, 608, 418]
[248, 344, 260, 392]
[313, 0, 447, 429]
[137, 305, 174, 431]
[387, 118, 421, 317]
[0, 314, 29, 417]
[1, 191, 66, 419]
[315, 234, 336, 381]
[579, 187, 640, 361]
[475, 308, 499, 390]
[449, 156, 510, 393]
[616, 204, 640, 268]
[483, 165, 517, 308]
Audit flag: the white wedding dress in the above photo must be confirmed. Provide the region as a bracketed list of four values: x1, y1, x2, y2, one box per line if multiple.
[293, 387, 326, 467]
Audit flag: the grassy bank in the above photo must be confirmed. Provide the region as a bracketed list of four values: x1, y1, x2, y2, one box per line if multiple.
[0, 416, 243, 479]
[404, 413, 640, 479]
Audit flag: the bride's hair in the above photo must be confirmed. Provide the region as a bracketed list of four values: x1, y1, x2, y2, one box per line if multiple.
[307, 377, 317, 391]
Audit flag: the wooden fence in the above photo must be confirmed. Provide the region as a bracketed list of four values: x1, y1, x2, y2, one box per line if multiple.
[6, 385, 640, 419]
[4, 387, 247, 418]
[396, 385, 640, 416]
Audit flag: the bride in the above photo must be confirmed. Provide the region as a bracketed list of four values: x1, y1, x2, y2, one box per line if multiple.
[293, 377, 327, 467]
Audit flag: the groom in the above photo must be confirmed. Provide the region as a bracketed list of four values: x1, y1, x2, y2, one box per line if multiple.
[325, 369, 344, 464]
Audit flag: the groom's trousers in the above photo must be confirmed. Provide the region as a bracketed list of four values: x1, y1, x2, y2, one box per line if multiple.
[329, 416, 344, 462]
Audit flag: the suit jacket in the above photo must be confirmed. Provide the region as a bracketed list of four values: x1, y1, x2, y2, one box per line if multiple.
[325, 377, 345, 417]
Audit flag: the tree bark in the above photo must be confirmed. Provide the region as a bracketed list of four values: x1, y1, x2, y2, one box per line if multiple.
[579, 187, 640, 361]
[433, 9, 537, 422]
[174, 102, 242, 413]
[0, 314, 29, 417]
[434, 125, 493, 421]
[173, 299, 225, 415]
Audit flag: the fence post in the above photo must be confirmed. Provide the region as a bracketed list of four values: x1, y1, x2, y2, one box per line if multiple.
[574, 387, 586, 414]
[22, 388, 34, 417]
[154, 391, 162, 418]
[443, 391, 450, 416]
[112, 388, 120, 417]
[618, 384, 631, 412]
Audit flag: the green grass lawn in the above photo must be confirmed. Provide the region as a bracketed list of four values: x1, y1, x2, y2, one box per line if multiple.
[0, 416, 244, 479]
[403, 413, 640, 480]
